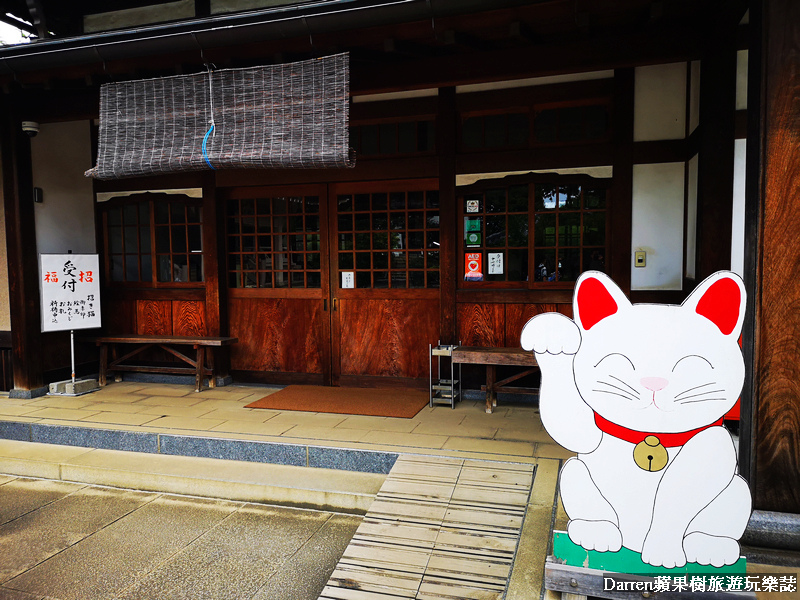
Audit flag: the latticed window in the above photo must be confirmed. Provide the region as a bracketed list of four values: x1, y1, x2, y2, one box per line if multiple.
[460, 179, 609, 287]
[226, 194, 322, 289]
[336, 187, 440, 289]
[102, 196, 203, 285]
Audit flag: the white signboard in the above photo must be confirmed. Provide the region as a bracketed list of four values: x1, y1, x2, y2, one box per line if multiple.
[488, 252, 504, 275]
[341, 271, 355, 289]
[40, 254, 101, 332]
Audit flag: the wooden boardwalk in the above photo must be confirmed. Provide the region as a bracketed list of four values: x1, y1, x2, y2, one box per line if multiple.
[321, 454, 535, 600]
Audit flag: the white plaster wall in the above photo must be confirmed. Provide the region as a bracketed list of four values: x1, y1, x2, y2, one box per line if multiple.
[732, 139, 747, 277]
[634, 62, 687, 142]
[685, 154, 699, 280]
[736, 50, 749, 111]
[31, 121, 96, 255]
[689, 61, 701, 134]
[631, 162, 685, 290]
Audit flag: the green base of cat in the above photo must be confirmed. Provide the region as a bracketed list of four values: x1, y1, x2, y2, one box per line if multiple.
[553, 531, 747, 574]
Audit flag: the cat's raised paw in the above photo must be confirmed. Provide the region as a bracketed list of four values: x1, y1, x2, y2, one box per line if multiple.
[684, 533, 741, 568]
[567, 519, 622, 552]
[520, 313, 581, 355]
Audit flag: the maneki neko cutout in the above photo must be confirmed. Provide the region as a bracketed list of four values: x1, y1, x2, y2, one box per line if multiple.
[521, 271, 751, 569]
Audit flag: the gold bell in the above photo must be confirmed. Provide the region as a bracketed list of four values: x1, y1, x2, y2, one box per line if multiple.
[633, 435, 669, 472]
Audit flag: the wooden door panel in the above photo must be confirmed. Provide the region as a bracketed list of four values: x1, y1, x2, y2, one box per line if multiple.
[457, 303, 504, 347]
[104, 299, 137, 334]
[172, 301, 207, 336]
[337, 298, 438, 379]
[229, 297, 324, 374]
[136, 300, 172, 335]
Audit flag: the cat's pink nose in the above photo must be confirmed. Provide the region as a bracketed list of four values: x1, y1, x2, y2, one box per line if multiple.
[641, 377, 669, 392]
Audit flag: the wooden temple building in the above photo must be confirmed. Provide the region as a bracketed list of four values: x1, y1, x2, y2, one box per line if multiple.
[0, 0, 797, 552]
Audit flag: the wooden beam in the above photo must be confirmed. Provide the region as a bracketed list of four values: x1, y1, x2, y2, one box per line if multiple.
[0, 99, 45, 397]
[610, 68, 634, 296]
[437, 86, 457, 345]
[749, 0, 800, 514]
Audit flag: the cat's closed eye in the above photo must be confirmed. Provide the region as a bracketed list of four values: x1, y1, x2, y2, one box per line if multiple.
[671, 355, 714, 372]
[594, 353, 636, 370]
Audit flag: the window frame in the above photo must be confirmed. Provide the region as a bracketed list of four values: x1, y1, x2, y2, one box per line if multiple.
[99, 193, 204, 289]
[457, 174, 611, 291]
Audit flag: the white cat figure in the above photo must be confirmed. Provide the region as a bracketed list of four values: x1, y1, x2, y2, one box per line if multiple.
[521, 270, 752, 569]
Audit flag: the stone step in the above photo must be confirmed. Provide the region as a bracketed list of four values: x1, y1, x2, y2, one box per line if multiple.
[0, 439, 385, 514]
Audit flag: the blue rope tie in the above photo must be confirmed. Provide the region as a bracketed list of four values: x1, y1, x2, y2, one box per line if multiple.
[202, 124, 216, 170]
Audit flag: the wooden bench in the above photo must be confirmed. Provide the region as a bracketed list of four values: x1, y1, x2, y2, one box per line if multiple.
[451, 346, 539, 414]
[92, 335, 238, 392]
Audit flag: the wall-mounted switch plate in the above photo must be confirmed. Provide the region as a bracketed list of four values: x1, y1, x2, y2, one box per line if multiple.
[635, 250, 646, 268]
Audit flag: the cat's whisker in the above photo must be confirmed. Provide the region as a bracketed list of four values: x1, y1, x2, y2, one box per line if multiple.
[675, 397, 728, 404]
[609, 375, 639, 395]
[596, 380, 639, 400]
[674, 388, 725, 402]
[592, 389, 639, 402]
[674, 382, 717, 400]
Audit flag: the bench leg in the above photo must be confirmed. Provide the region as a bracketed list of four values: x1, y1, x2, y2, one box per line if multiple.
[195, 346, 205, 392]
[486, 365, 496, 414]
[98, 344, 108, 386]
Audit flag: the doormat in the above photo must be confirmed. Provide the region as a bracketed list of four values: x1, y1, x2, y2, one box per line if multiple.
[245, 385, 429, 419]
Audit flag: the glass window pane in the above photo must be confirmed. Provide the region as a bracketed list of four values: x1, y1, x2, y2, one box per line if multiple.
[486, 215, 505, 247]
[426, 212, 439, 228]
[508, 185, 528, 212]
[372, 214, 387, 230]
[559, 248, 581, 281]
[227, 217, 240, 235]
[408, 232, 424, 249]
[156, 226, 170, 253]
[354, 194, 370, 212]
[288, 197, 303, 214]
[289, 216, 303, 232]
[189, 254, 203, 281]
[338, 195, 353, 212]
[123, 204, 137, 224]
[125, 255, 139, 281]
[379, 123, 396, 154]
[154, 202, 169, 224]
[272, 197, 288, 214]
[561, 186, 581, 209]
[408, 212, 424, 229]
[186, 205, 201, 223]
[289, 254, 304, 270]
[228, 236, 240, 253]
[241, 198, 255, 216]
[583, 212, 606, 246]
[390, 213, 405, 230]
[108, 207, 122, 226]
[258, 236, 271, 251]
[291, 272, 304, 287]
[427, 251, 439, 269]
[257, 216, 271, 234]
[585, 248, 606, 273]
[391, 252, 406, 269]
[339, 253, 354, 269]
[373, 271, 389, 288]
[408, 251, 424, 269]
[339, 233, 353, 251]
[307, 272, 321, 288]
[535, 185, 557, 211]
[371, 193, 387, 211]
[305, 215, 319, 232]
[391, 272, 406, 288]
[306, 253, 320, 270]
[508, 215, 528, 247]
[427, 271, 440, 288]
[188, 225, 202, 252]
[157, 255, 171, 282]
[559, 213, 582, 246]
[534, 249, 556, 282]
[390, 232, 404, 249]
[356, 252, 371, 269]
[110, 256, 123, 281]
[141, 255, 152, 282]
[408, 191, 424, 209]
[390, 192, 405, 210]
[534, 214, 557, 247]
[304, 196, 319, 213]
[170, 203, 186, 224]
[139, 201, 150, 223]
[559, 107, 584, 142]
[584, 188, 606, 209]
[354, 214, 370, 231]
[305, 234, 320, 251]
[426, 231, 439, 249]
[338, 214, 353, 232]
[486, 189, 506, 213]
[373, 252, 388, 269]
[356, 271, 371, 288]
[508, 113, 529, 146]
[256, 198, 271, 214]
[409, 271, 425, 288]
[124, 226, 138, 253]
[398, 121, 416, 153]
[110, 227, 123, 253]
[361, 124, 378, 155]
[426, 190, 439, 209]
[372, 232, 388, 249]
[484, 114, 506, 148]
[534, 110, 557, 143]
[273, 234, 287, 252]
[241, 235, 255, 253]
[355, 233, 371, 250]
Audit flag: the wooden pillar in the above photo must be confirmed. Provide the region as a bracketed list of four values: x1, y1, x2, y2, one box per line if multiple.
[437, 86, 457, 345]
[695, 10, 739, 280]
[0, 101, 46, 397]
[747, 0, 800, 514]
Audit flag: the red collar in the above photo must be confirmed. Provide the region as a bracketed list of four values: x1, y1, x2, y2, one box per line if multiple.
[593, 413, 724, 447]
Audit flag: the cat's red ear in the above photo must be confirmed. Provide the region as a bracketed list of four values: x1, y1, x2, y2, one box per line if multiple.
[683, 271, 747, 337]
[574, 272, 630, 331]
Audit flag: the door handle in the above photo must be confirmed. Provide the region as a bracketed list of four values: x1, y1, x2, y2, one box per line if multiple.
[323, 299, 327, 311]
[333, 298, 338, 311]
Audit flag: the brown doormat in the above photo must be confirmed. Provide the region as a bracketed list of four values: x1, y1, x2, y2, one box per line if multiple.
[245, 385, 429, 419]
